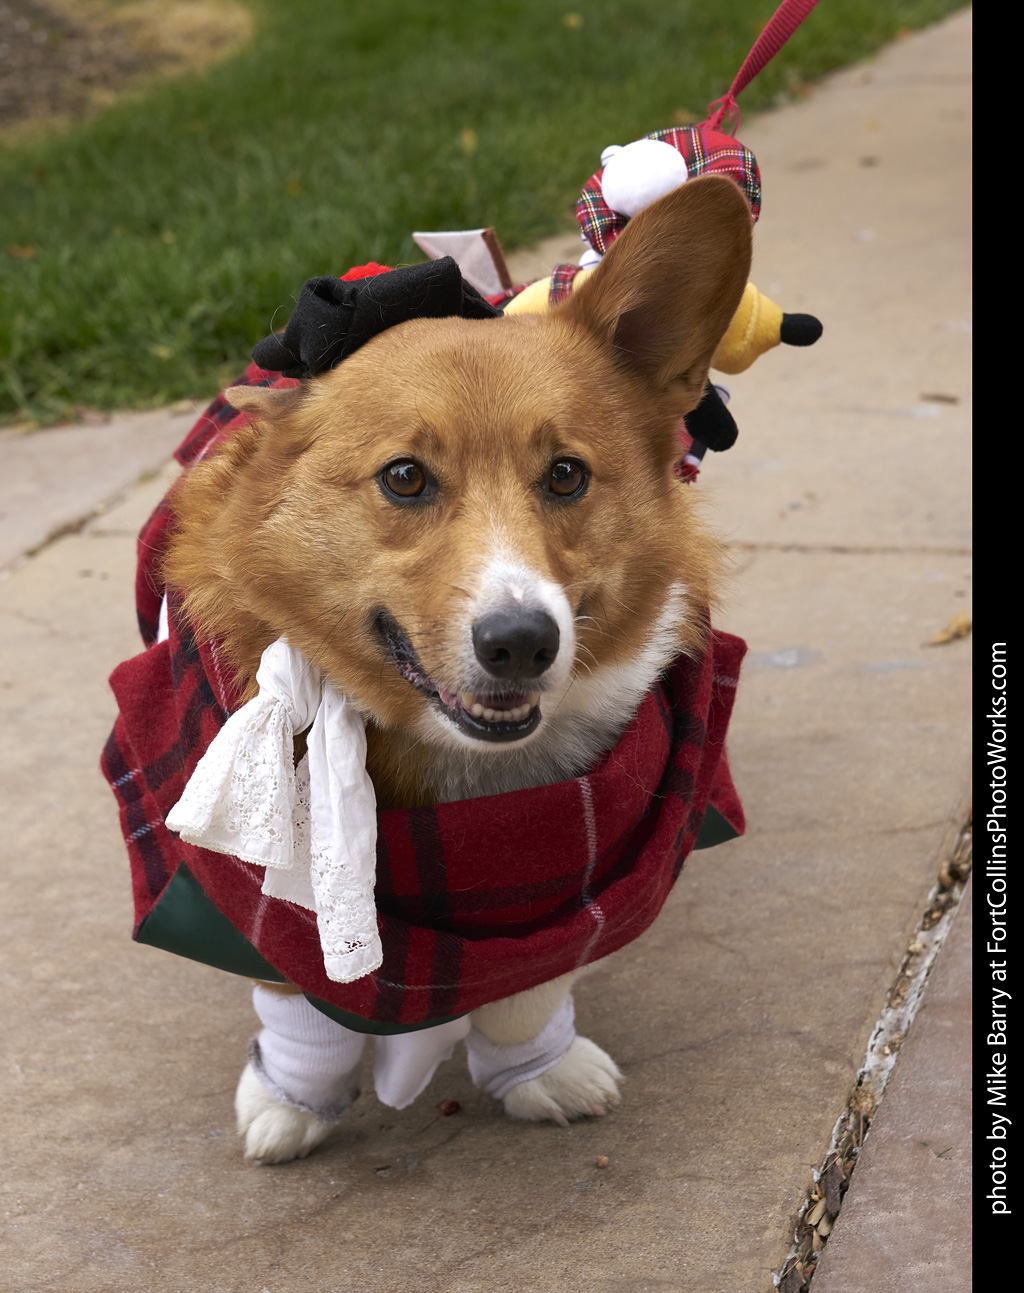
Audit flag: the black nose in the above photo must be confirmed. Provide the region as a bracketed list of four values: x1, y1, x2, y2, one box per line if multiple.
[472, 609, 560, 679]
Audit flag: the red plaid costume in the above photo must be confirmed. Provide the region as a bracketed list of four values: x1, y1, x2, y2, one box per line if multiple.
[102, 288, 747, 1032]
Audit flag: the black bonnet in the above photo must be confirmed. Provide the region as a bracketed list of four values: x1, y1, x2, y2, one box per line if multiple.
[251, 257, 502, 379]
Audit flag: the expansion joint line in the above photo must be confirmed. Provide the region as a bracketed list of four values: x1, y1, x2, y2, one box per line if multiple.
[773, 814, 973, 1292]
[723, 541, 972, 557]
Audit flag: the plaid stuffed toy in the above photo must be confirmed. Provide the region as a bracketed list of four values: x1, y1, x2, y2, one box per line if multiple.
[496, 122, 820, 478]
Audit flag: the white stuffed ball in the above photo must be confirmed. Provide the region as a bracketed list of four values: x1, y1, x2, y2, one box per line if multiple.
[600, 138, 689, 218]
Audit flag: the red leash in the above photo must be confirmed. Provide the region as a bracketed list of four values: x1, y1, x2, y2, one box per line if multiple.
[704, 0, 822, 134]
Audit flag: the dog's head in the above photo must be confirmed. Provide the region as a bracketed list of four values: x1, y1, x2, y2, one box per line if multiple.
[166, 176, 751, 763]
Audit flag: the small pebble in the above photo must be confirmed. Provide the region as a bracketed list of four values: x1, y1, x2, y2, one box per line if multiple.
[595, 1155, 609, 1169]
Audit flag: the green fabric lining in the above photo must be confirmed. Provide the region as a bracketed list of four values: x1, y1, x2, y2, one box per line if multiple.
[136, 804, 736, 1033]
[135, 863, 463, 1036]
[692, 803, 740, 850]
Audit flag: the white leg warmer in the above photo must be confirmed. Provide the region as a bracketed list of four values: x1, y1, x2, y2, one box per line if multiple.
[372, 1016, 471, 1110]
[249, 986, 366, 1124]
[466, 994, 577, 1100]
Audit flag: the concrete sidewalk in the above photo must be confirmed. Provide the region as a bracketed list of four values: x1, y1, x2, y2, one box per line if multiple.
[1, 10, 971, 1291]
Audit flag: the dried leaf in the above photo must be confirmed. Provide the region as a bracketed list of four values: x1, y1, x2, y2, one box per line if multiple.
[806, 1197, 827, 1226]
[416, 1098, 459, 1133]
[925, 611, 971, 646]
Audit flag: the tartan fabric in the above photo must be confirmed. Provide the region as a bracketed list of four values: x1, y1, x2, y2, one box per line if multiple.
[102, 276, 747, 1029]
[488, 286, 524, 309]
[577, 168, 624, 258]
[548, 262, 582, 307]
[576, 125, 762, 256]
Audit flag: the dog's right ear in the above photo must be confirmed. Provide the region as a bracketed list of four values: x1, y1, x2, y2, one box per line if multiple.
[555, 175, 753, 413]
[223, 384, 304, 418]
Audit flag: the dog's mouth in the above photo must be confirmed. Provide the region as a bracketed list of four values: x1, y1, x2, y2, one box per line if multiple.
[375, 612, 542, 743]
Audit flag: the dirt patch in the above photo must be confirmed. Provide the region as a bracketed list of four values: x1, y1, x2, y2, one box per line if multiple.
[0, 0, 251, 136]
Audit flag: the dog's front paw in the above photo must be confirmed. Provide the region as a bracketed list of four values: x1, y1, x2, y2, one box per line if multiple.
[235, 1062, 335, 1164]
[501, 1036, 623, 1127]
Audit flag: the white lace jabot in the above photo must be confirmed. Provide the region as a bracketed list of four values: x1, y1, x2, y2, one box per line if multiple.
[166, 637, 381, 984]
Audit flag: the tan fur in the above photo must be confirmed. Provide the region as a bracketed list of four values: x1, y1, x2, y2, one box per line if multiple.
[164, 176, 751, 810]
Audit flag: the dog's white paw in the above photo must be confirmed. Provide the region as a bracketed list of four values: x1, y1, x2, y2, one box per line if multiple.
[501, 1036, 623, 1127]
[235, 1062, 335, 1164]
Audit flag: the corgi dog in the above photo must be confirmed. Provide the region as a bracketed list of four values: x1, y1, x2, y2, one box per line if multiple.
[159, 175, 752, 1162]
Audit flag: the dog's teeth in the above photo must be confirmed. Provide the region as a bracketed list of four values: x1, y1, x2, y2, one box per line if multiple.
[460, 695, 537, 724]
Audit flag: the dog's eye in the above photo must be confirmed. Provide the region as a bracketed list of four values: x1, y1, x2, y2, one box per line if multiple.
[381, 459, 427, 499]
[547, 459, 588, 499]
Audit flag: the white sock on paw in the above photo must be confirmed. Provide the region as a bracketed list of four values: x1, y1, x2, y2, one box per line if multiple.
[466, 994, 576, 1099]
[250, 985, 366, 1122]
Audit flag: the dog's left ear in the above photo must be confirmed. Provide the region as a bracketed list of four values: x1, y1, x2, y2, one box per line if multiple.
[556, 175, 753, 411]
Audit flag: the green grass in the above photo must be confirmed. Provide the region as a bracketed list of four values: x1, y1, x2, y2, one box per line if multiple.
[0, 0, 965, 424]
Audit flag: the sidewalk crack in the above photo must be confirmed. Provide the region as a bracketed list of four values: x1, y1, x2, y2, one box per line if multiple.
[773, 815, 972, 1292]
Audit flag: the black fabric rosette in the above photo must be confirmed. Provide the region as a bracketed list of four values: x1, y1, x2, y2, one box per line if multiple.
[252, 257, 501, 378]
